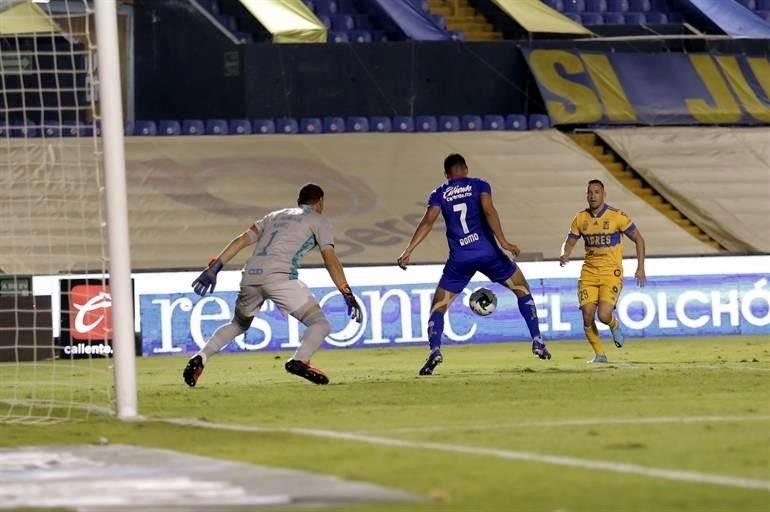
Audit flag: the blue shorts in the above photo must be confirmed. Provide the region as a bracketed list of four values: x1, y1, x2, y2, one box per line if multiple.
[438, 253, 517, 294]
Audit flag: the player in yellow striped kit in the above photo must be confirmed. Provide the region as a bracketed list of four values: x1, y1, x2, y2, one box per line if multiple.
[560, 180, 647, 363]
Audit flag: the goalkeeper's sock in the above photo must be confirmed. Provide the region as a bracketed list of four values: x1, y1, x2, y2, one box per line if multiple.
[517, 294, 542, 341]
[607, 314, 618, 330]
[293, 312, 331, 362]
[428, 311, 444, 351]
[200, 321, 247, 361]
[584, 323, 605, 356]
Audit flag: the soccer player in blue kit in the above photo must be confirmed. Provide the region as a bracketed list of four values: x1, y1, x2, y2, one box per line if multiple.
[397, 154, 551, 375]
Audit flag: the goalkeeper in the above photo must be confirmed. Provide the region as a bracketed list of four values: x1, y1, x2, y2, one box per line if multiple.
[183, 184, 362, 387]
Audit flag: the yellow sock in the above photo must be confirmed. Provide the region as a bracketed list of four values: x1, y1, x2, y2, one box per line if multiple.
[607, 314, 618, 330]
[584, 323, 605, 356]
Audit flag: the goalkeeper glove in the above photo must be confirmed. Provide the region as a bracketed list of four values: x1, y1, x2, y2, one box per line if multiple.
[192, 258, 223, 297]
[341, 284, 362, 323]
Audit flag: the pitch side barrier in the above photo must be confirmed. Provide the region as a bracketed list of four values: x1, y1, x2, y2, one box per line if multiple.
[32, 255, 770, 357]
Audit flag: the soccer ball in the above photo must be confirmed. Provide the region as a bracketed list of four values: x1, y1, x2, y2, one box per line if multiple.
[469, 287, 497, 316]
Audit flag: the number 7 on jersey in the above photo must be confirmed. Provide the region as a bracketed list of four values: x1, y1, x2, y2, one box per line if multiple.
[453, 202, 470, 234]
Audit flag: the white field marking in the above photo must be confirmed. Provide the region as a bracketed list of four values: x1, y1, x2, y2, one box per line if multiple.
[368, 414, 770, 434]
[161, 418, 770, 492]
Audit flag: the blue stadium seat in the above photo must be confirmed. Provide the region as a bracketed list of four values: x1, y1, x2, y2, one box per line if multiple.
[438, 115, 460, 131]
[582, 12, 604, 24]
[645, 11, 667, 23]
[543, 0, 564, 9]
[416, 116, 437, 132]
[300, 118, 322, 134]
[625, 12, 645, 23]
[628, 0, 650, 11]
[200, 0, 221, 13]
[123, 121, 134, 135]
[736, 0, 756, 8]
[134, 120, 157, 136]
[329, 31, 349, 43]
[759, 10, 770, 21]
[651, 0, 668, 9]
[529, 114, 551, 130]
[603, 12, 625, 23]
[392, 116, 414, 132]
[355, 15, 371, 29]
[347, 116, 369, 132]
[563, 0, 586, 12]
[758, 0, 770, 8]
[607, 0, 629, 11]
[666, 11, 682, 21]
[338, 0, 354, 10]
[159, 120, 181, 135]
[229, 119, 252, 135]
[563, 12, 582, 21]
[482, 115, 505, 130]
[182, 119, 205, 135]
[331, 14, 355, 30]
[461, 115, 482, 131]
[206, 119, 228, 135]
[11, 122, 39, 138]
[0, 123, 7, 137]
[315, 0, 338, 14]
[42, 122, 60, 137]
[450, 31, 465, 40]
[318, 15, 332, 29]
[323, 117, 345, 133]
[304, 0, 315, 11]
[62, 121, 91, 137]
[586, 0, 607, 11]
[505, 114, 527, 131]
[370, 116, 392, 132]
[351, 30, 372, 42]
[255, 119, 277, 134]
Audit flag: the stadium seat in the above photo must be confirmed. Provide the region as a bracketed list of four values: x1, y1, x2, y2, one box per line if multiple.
[483, 115, 505, 130]
[200, 0, 221, 13]
[450, 31, 465, 40]
[338, 0, 354, 10]
[563, 0, 586, 12]
[607, 0, 629, 11]
[438, 115, 460, 131]
[758, 0, 770, 8]
[0, 123, 7, 137]
[331, 14, 355, 30]
[586, 0, 607, 11]
[300, 118, 322, 134]
[603, 12, 625, 23]
[529, 114, 551, 130]
[628, 0, 650, 11]
[759, 10, 770, 21]
[355, 15, 371, 29]
[505, 114, 527, 131]
[370, 116, 392, 132]
[123, 121, 134, 135]
[625, 12, 645, 23]
[318, 15, 332, 29]
[62, 121, 91, 137]
[563, 12, 581, 21]
[182, 119, 204, 135]
[42, 122, 60, 137]
[737, 0, 756, 8]
[323, 117, 346, 133]
[651, 0, 668, 9]
[416, 116, 437, 132]
[254, 119, 277, 134]
[304, 0, 315, 11]
[229, 119, 252, 135]
[392, 116, 414, 132]
[315, 0, 338, 14]
[206, 119, 228, 135]
[276, 118, 298, 134]
[582, 12, 604, 24]
[461, 115, 482, 131]
[347, 116, 369, 132]
[667, 12, 682, 21]
[645, 11, 667, 23]
[543, 0, 564, 10]
[11, 122, 39, 138]
[351, 30, 372, 42]
[159, 120, 181, 136]
[329, 31, 349, 43]
[134, 120, 157, 136]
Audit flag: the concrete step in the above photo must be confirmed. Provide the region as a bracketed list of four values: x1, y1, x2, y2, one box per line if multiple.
[463, 31, 503, 40]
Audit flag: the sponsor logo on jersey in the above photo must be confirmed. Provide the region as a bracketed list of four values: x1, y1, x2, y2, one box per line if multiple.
[442, 185, 473, 202]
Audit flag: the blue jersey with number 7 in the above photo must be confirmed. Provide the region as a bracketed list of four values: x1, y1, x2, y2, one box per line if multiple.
[427, 177, 500, 261]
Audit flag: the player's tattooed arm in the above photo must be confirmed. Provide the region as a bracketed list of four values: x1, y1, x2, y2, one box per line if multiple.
[398, 206, 441, 269]
[626, 228, 647, 286]
[480, 193, 520, 257]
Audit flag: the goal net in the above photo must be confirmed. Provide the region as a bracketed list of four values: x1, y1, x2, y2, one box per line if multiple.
[0, 0, 116, 423]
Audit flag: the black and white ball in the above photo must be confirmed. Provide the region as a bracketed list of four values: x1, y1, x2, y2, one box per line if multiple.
[469, 287, 497, 316]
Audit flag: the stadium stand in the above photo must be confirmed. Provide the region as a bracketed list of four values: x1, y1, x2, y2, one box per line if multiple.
[540, 0, 683, 25]
[598, 128, 770, 254]
[0, 132, 717, 275]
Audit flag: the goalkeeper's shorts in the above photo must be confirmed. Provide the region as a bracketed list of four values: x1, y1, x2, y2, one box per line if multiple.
[236, 279, 315, 318]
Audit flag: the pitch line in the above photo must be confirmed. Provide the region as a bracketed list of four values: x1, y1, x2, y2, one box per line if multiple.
[161, 417, 770, 492]
[365, 414, 770, 434]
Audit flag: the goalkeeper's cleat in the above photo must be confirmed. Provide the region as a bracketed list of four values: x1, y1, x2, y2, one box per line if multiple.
[183, 355, 204, 388]
[532, 339, 552, 360]
[285, 359, 329, 385]
[589, 354, 609, 364]
[611, 323, 625, 349]
[419, 349, 443, 376]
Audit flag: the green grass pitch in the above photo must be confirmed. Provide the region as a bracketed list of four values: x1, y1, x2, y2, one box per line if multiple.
[2, 336, 769, 512]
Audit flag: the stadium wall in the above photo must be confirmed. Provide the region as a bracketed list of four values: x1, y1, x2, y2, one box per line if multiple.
[32, 256, 770, 356]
